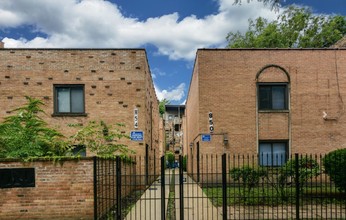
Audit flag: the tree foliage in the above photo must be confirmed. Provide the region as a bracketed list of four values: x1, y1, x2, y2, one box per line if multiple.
[230, 166, 267, 193]
[0, 97, 69, 158]
[261, 157, 320, 201]
[183, 155, 187, 171]
[277, 157, 320, 199]
[69, 121, 132, 157]
[227, 6, 346, 48]
[323, 148, 346, 192]
[233, 0, 281, 11]
[159, 99, 170, 117]
[165, 151, 175, 167]
[0, 97, 133, 159]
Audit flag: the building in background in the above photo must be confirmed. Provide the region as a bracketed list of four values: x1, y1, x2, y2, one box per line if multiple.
[185, 48, 346, 174]
[164, 105, 185, 159]
[0, 47, 162, 174]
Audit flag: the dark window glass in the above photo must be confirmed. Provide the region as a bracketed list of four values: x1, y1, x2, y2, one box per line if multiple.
[259, 85, 287, 110]
[72, 145, 86, 157]
[55, 85, 85, 114]
[0, 168, 35, 188]
[259, 142, 287, 166]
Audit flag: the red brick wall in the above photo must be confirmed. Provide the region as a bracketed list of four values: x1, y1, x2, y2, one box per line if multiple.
[0, 158, 94, 220]
[186, 49, 346, 170]
[0, 49, 160, 159]
[185, 57, 200, 173]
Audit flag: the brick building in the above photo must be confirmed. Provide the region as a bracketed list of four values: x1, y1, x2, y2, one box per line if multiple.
[164, 105, 185, 158]
[0, 46, 161, 165]
[185, 48, 346, 172]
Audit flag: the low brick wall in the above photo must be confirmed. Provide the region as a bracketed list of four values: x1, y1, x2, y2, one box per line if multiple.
[0, 158, 94, 220]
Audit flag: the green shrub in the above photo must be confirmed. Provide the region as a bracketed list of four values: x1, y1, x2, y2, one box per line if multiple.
[280, 157, 320, 186]
[323, 149, 346, 192]
[182, 155, 187, 171]
[263, 157, 320, 201]
[230, 166, 267, 193]
[165, 151, 175, 168]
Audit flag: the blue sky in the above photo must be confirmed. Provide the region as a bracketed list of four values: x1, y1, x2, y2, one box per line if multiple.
[0, 0, 345, 104]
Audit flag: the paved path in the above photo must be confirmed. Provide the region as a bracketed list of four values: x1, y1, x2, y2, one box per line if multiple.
[124, 169, 222, 220]
[124, 169, 171, 220]
[175, 173, 223, 220]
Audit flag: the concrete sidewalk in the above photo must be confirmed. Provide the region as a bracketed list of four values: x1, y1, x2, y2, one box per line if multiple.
[124, 169, 222, 220]
[175, 173, 223, 220]
[124, 169, 172, 220]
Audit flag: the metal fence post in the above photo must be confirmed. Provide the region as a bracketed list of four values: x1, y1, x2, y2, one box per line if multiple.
[179, 155, 184, 220]
[93, 156, 98, 220]
[295, 153, 300, 220]
[146, 145, 149, 185]
[222, 153, 227, 220]
[161, 156, 166, 220]
[116, 157, 121, 220]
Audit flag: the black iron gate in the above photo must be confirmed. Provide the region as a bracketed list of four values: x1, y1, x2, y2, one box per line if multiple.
[94, 154, 346, 220]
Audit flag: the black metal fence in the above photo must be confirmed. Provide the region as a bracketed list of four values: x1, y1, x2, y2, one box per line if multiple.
[94, 154, 346, 220]
[197, 153, 346, 220]
[93, 155, 159, 220]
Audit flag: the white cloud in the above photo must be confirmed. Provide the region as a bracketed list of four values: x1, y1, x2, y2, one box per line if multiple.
[152, 68, 167, 77]
[0, 0, 278, 60]
[155, 83, 186, 102]
[0, 0, 280, 103]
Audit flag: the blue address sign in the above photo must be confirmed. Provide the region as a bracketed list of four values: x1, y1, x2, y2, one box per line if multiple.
[130, 131, 144, 141]
[201, 134, 211, 142]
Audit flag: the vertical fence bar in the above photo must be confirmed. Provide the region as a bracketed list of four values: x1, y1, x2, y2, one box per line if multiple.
[146, 145, 149, 185]
[222, 153, 227, 220]
[154, 150, 156, 177]
[161, 156, 166, 220]
[93, 157, 98, 220]
[295, 153, 300, 220]
[116, 157, 121, 220]
[197, 143, 200, 182]
[179, 155, 184, 220]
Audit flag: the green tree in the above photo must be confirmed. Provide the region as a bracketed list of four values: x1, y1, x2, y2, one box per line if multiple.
[69, 120, 133, 157]
[0, 97, 69, 158]
[159, 99, 170, 117]
[233, 0, 281, 10]
[227, 6, 346, 48]
[165, 151, 175, 168]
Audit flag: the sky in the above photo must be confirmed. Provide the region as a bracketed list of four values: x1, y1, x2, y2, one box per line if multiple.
[0, 0, 345, 104]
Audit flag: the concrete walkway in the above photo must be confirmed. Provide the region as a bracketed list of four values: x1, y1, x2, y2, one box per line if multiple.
[124, 169, 171, 220]
[175, 173, 223, 220]
[124, 169, 222, 220]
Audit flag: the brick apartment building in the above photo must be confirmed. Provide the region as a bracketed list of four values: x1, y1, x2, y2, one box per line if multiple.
[0, 46, 162, 165]
[185, 48, 346, 172]
[164, 105, 185, 159]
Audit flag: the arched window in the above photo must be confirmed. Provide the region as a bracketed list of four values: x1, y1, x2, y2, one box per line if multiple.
[256, 65, 290, 111]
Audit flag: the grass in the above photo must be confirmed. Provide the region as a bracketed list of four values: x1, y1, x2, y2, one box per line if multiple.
[203, 185, 346, 207]
[166, 170, 176, 220]
[121, 190, 145, 218]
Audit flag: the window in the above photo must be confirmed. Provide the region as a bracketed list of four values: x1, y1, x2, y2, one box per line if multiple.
[258, 84, 287, 110]
[0, 168, 35, 188]
[54, 85, 85, 115]
[72, 145, 86, 157]
[174, 124, 180, 132]
[259, 142, 287, 166]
